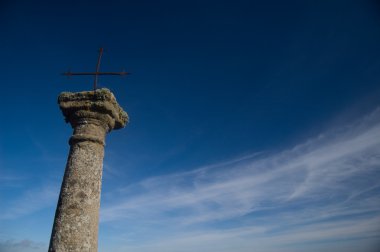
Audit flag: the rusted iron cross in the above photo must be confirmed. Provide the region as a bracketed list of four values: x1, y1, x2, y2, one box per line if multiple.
[63, 48, 128, 91]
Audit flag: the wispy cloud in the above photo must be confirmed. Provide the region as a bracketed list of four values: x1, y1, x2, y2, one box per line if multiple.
[0, 239, 45, 252]
[100, 108, 380, 251]
[0, 184, 59, 220]
[0, 173, 26, 184]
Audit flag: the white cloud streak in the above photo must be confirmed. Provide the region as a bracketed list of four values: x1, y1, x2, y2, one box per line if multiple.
[100, 108, 380, 251]
[0, 185, 58, 220]
[0, 239, 46, 252]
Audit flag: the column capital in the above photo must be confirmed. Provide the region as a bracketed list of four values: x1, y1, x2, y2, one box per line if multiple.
[58, 88, 128, 131]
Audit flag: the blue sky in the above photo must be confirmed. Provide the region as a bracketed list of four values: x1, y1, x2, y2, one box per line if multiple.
[1, 0, 380, 251]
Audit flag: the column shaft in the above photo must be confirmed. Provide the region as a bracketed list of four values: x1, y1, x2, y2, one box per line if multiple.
[49, 89, 128, 252]
[49, 123, 106, 251]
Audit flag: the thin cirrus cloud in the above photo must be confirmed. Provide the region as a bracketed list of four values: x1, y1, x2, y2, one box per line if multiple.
[0, 239, 45, 252]
[0, 185, 58, 220]
[100, 108, 380, 251]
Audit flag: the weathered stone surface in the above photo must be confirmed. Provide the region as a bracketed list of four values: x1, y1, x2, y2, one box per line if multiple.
[49, 89, 127, 252]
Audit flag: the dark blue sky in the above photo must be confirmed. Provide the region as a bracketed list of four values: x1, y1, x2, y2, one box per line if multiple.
[1, 1, 380, 251]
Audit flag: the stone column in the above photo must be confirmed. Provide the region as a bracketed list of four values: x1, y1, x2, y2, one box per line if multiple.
[49, 89, 128, 252]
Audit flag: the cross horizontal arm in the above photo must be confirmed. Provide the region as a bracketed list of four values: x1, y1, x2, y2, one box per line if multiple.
[63, 48, 129, 90]
[63, 72, 129, 76]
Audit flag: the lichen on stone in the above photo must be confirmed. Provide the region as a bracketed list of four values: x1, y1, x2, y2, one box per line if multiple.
[58, 88, 128, 130]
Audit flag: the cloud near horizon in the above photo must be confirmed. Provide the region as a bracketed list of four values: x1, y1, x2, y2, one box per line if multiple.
[100, 108, 380, 252]
[0, 239, 45, 252]
[1, 108, 379, 252]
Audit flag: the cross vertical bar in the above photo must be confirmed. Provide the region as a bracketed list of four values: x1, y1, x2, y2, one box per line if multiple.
[94, 48, 104, 90]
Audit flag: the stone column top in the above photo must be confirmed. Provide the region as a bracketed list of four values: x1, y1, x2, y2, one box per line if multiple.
[58, 88, 128, 130]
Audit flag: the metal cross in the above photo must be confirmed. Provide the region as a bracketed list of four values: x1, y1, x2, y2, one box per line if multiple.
[63, 48, 129, 90]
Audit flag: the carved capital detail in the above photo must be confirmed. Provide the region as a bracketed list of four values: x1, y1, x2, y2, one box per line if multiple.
[58, 88, 128, 131]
